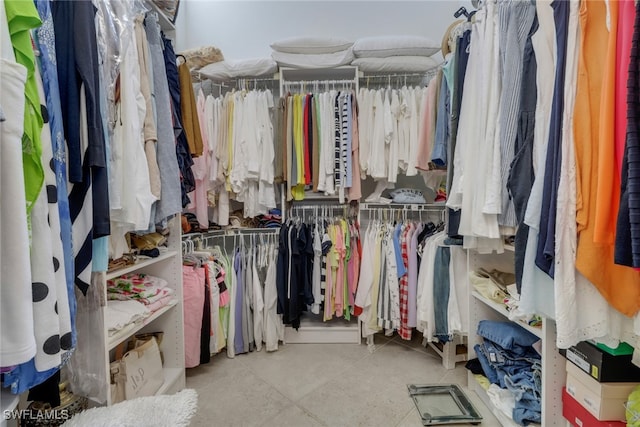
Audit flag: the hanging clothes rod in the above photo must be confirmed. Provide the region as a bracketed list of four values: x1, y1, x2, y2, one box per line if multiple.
[359, 67, 443, 88]
[181, 228, 278, 245]
[288, 203, 359, 221]
[358, 72, 430, 79]
[182, 228, 279, 252]
[235, 76, 279, 83]
[283, 79, 355, 90]
[359, 203, 446, 211]
[201, 230, 278, 249]
[183, 228, 279, 238]
[359, 203, 447, 224]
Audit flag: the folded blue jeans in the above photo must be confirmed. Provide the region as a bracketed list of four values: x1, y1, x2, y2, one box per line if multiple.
[482, 340, 538, 388]
[474, 343, 500, 385]
[477, 320, 540, 356]
[433, 246, 451, 343]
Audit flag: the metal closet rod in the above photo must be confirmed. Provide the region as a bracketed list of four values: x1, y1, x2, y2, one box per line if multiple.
[183, 228, 278, 238]
[359, 204, 447, 223]
[288, 203, 354, 219]
[359, 203, 446, 210]
[201, 230, 277, 247]
[283, 79, 355, 86]
[359, 72, 429, 79]
[192, 72, 278, 84]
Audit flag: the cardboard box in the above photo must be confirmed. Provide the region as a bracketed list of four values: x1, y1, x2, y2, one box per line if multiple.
[563, 388, 626, 427]
[561, 341, 640, 382]
[565, 361, 638, 421]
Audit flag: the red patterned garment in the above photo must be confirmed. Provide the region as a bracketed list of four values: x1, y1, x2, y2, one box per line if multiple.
[398, 223, 414, 340]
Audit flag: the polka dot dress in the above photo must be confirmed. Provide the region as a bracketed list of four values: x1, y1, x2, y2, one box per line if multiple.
[28, 91, 72, 371]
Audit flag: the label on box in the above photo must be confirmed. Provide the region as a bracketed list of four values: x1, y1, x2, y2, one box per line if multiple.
[582, 396, 597, 413]
[567, 349, 591, 373]
[591, 365, 599, 380]
[567, 384, 576, 397]
[574, 417, 583, 427]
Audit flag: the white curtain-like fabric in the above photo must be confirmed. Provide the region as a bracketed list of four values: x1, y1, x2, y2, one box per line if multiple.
[0, 56, 37, 367]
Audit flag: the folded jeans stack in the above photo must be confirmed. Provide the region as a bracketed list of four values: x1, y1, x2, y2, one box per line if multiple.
[474, 320, 542, 425]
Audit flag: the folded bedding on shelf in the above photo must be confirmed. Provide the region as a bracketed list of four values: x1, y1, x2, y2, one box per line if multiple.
[198, 57, 277, 80]
[270, 36, 353, 54]
[271, 48, 354, 69]
[145, 295, 175, 313]
[352, 55, 440, 73]
[352, 35, 440, 58]
[105, 300, 151, 334]
[107, 273, 174, 305]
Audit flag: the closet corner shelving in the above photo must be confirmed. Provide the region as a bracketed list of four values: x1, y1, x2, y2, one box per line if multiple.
[146, 0, 176, 38]
[466, 249, 566, 426]
[277, 66, 362, 344]
[278, 66, 359, 89]
[91, 215, 185, 406]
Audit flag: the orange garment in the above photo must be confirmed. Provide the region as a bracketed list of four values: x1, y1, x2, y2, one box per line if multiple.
[574, 0, 640, 317]
[594, 0, 619, 244]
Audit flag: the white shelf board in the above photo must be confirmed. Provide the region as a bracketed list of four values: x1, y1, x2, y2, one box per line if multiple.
[107, 300, 179, 351]
[106, 251, 178, 280]
[284, 316, 360, 344]
[146, 1, 175, 32]
[504, 244, 515, 252]
[156, 368, 184, 395]
[471, 291, 542, 339]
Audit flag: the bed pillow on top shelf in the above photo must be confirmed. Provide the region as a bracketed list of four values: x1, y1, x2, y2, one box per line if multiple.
[353, 35, 440, 58]
[271, 36, 353, 54]
[198, 58, 278, 81]
[271, 48, 354, 69]
[352, 56, 440, 73]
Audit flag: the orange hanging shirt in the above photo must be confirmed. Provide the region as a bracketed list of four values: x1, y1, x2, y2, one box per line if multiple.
[574, 0, 640, 317]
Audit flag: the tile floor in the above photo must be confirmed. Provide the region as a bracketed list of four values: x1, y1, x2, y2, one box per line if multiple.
[186, 334, 501, 427]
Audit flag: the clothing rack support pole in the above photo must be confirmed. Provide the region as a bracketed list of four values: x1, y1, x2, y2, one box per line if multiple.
[281, 183, 286, 222]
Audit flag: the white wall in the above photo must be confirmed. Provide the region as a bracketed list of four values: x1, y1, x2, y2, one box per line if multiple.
[175, 1, 471, 59]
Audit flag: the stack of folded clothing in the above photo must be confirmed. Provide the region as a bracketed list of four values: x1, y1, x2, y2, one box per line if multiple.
[270, 36, 354, 69]
[474, 320, 542, 425]
[351, 35, 441, 73]
[256, 209, 282, 228]
[107, 273, 175, 312]
[105, 300, 150, 337]
[469, 268, 514, 304]
[387, 188, 426, 204]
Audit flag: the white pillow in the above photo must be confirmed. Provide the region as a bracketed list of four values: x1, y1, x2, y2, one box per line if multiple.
[226, 58, 277, 77]
[198, 58, 277, 80]
[271, 36, 353, 54]
[198, 61, 231, 80]
[271, 49, 355, 69]
[352, 56, 440, 73]
[353, 35, 440, 58]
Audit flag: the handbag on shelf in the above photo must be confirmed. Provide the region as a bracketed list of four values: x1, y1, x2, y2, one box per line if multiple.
[110, 337, 164, 403]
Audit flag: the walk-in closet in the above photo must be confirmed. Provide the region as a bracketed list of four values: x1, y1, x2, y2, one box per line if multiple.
[4, 1, 640, 426]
